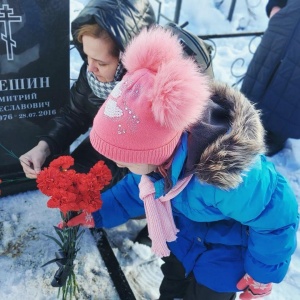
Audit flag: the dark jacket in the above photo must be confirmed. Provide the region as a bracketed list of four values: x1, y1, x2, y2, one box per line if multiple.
[266, 0, 287, 16]
[40, 0, 156, 154]
[92, 82, 299, 292]
[241, 0, 300, 140]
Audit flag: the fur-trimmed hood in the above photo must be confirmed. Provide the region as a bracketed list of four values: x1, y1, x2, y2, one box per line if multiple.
[186, 81, 265, 190]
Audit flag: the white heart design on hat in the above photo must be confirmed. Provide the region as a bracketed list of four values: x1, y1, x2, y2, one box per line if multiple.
[110, 81, 122, 98]
[104, 98, 123, 118]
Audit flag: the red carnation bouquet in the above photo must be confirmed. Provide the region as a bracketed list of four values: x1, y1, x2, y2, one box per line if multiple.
[37, 156, 112, 300]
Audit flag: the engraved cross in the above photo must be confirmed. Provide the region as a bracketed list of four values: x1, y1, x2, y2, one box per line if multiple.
[0, 4, 22, 61]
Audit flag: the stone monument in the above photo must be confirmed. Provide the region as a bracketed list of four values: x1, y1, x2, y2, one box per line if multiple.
[0, 0, 70, 196]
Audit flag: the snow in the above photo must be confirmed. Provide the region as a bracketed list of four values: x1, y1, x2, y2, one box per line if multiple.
[1, 0, 299, 299]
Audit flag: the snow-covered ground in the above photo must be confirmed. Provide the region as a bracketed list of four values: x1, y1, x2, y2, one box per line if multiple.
[1, 0, 299, 299]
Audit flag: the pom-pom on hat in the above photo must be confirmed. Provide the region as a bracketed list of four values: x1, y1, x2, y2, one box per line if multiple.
[90, 26, 211, 165]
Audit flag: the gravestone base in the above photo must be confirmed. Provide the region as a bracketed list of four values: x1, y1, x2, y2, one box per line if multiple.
[0, 177, 37, 197]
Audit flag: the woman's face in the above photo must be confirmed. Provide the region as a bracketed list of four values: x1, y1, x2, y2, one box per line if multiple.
[82, 35, 119, 83]
[114, 161, 158, 175]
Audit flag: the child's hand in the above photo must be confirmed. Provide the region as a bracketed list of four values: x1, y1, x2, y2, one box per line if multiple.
[237, 273, 272, 299]
[58, 210, 95, 228]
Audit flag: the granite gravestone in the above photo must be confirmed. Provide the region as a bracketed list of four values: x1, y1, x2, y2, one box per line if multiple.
[0, 0, 70, 196]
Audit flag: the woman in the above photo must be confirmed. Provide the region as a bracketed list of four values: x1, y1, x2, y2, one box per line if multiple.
[19, 0, 156, 185]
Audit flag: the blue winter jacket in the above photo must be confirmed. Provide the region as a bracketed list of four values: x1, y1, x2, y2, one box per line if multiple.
[92, 82, 299, 292]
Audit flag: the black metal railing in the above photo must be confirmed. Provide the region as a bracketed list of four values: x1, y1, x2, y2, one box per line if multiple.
[153, 0, 265, 87]
[153, 0, 182, 24]
[199, 32, 264, 87]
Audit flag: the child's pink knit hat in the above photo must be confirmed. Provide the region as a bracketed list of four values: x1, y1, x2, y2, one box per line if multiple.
[90, 26, 211, 165]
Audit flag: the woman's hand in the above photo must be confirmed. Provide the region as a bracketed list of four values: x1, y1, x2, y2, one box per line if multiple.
[19, 141, 50, 178]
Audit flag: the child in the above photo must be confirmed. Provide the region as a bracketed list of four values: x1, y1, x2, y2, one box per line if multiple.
[68, 26, 299, 300]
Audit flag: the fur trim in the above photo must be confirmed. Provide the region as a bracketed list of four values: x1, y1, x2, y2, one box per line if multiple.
[122, 26, 211, 131]
[195, 82, 265, 190]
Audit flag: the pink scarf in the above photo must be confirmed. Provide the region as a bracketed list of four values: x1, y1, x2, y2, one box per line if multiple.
[139, 174, 193, 257]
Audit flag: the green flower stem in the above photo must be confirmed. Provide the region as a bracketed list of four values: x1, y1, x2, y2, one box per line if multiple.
[0, 142, 32, 168]
[42, 211, 83, 299]
[0, 177, 32, 185]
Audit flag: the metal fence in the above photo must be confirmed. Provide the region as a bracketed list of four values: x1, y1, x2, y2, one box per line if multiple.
[153, 0, 265, 87]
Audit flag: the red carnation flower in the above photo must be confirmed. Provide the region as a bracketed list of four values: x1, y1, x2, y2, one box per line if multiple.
[90, 160, 112, 190]
[49, 155, 74, 170]
[36, 167, 61, 196]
